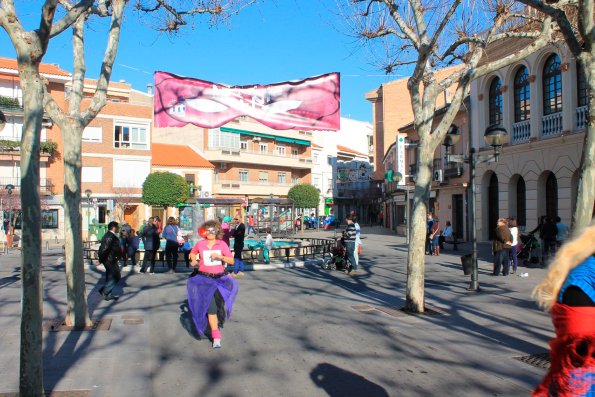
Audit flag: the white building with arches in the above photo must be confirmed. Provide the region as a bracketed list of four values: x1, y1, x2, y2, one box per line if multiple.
[470, 41, 590, 241]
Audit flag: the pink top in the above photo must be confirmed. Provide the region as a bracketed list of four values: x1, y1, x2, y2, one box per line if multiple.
[190, 239, 232, 274]
[248, 216, 254, 227]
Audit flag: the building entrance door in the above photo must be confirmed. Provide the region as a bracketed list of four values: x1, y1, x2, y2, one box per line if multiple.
[452, 194, 464, 241]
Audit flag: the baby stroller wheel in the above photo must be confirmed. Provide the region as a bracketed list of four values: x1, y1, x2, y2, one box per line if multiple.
[329, 261, 337, 271]
[321, 260, 330, 270]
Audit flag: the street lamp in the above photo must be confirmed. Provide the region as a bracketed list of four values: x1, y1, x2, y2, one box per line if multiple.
[443, 123, 508, 291]
[85, 189, 92, 240]
[5, 184, 14, 250]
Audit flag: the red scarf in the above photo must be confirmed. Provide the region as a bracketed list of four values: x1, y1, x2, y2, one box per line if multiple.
[533, 303, 595, 397]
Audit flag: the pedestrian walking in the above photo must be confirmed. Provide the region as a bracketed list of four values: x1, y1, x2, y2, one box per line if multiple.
[263, 228, 273, 264]
[247, 214, 256, 236]
[221, 216, 232, 246]
[426, 213, 434, 255]
[97, 221, 122, 301]
[353, 216, 362, 268]
[163, 216, 182, 273]
[508, 217, 519, 274]
[555, 216, 569, 249]
[127, 229, 140, 268]
[231, 215, 246, 277]
[182, 235, 192, 267]
[492, 218, 512, 276]
[187, 220, 238, 349]
[119, 227, 129, 266]
[532, 223, 595, 397]
[140, 217, 159, 274]
[542, 216, 558, 265]
[530, 216, 547, 265]
[343, 215, 357, 275]
[430, 217, 441, 256]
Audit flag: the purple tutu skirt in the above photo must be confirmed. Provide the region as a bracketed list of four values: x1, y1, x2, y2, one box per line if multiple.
[186, 274, 239, 336]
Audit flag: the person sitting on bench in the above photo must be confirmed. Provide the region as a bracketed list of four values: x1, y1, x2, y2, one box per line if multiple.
[442, 221, 458, 250]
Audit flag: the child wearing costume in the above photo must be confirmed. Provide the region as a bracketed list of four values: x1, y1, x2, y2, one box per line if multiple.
[187, 220, 238, 348]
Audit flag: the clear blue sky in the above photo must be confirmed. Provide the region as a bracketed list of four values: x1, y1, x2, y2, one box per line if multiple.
[0, 1, 407, 122]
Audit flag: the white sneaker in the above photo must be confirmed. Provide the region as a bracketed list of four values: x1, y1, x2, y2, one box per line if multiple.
[212, 338, 221, 348]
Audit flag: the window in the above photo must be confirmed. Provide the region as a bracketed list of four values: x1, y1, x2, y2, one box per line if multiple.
[239, 170, 248, 182]
[113, 159, 150, 188]
[292, 177, 299, 185]
[82, 126, 102, 142]
[313, 153, 319, 163]
[259, 143, 268, 154]
[292, 148, 299, 158]
[514, 66, 531, 122]
[488, 77, 503, 125]
[214, 170, 219, 183]
[240, 139, 248, 150]
[14, 209, 58, 229]
[327, 156, 332, 165]
[577, 63, 588, 107]
[114, 123, 148, 149]
[185, 174, 195, 184]
[82, 166, 102, 183]
[543, 54, 562, 115]
[208, 130, 240, 149]
[328, 178, 333, 190]
[276, 145, 286, 156]
[313, 177, 320, 188]
[259, 171, 268, 183]
[277, 172, 287, 184]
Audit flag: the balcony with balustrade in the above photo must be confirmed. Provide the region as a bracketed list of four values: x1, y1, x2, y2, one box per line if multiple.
[0, 177, 54, 195]
[542, 112, 563, 138]
[576, 105, 589, 130]
[512, 120, 531, 144]
[214, 179, 294, 196]
[205, 147, 313, 169]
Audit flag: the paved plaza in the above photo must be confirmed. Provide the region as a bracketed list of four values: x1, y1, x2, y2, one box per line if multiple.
[0, 227, 553, 396]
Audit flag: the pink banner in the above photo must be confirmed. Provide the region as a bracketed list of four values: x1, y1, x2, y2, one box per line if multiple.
[154, 72, 340, 131]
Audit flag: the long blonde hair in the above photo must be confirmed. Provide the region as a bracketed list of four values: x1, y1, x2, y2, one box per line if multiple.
[533, 223, 595, 310]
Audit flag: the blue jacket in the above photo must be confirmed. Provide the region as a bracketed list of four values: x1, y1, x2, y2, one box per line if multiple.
[142, 225, 160, 251]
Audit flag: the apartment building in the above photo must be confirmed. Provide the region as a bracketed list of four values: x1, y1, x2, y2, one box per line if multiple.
[0, 57, 70, 241]
[365, 66, 460, 179]
[154, 116, 314, 201]
[310, 117, 377, 223]
[79, 80, 154, 235]
[470, 41, 591, 240]
[151, 142, 214, 222]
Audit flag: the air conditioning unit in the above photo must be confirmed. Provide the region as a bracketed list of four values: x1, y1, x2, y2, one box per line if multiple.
[202, 191, 211, 198]
[433, 169, 444, 183]
[252, 136, 261, 142]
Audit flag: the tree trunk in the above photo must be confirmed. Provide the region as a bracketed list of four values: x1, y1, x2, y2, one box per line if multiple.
[572, 55, 595, 231]
[404, 145, 433, 313]
[62, 121, 90, 328]
[18, 63, 44, 397]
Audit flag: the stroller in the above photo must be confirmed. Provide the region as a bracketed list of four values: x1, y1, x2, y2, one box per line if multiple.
[321, 236, 352, 273]
[518, 233, 540, 266]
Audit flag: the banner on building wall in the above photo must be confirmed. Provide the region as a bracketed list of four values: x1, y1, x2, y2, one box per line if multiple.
[397, 134, 406, 186]
[154, 71, 340, 131]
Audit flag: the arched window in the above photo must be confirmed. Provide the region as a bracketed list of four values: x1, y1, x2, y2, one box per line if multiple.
[543, 54, 562, 115]
[577, 63, 588, 107]
[516, 177, 526, 227]
[514, 67, 530, 122]
[489, 77, 503, 125]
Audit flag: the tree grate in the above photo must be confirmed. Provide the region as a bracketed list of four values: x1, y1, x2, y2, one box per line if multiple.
[43, 318, 111, 332]
[122, 314, 144, 325]
[351, 304, 446, 317]
[513, 352, 551, 369]
[0, 390, 91, 396]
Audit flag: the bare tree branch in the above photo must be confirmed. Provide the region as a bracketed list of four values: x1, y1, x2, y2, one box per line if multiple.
[49, 0, 94, 37]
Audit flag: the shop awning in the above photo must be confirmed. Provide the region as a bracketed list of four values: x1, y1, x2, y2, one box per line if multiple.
[220, 127, 311, 146]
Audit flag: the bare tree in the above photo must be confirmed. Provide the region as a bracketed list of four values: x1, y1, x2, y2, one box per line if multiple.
[348, 1, 553, 312]
[0, 1, 253, 395]
[514, 0, 594, 231]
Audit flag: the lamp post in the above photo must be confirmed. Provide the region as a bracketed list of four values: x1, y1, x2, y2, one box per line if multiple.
[85, 189, 92, 240]
[443, 124, 508, 291]
[5, 184, 14, 250]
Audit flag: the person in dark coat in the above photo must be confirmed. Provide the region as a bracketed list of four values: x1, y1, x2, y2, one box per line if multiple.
[140, 217, 160, 274]
[127, 229, 140, 268]
[231, 216, 246, 277]
[541, 216, 558, 266]
[97, 221, 122, 301]
[492, 218, 513, 276]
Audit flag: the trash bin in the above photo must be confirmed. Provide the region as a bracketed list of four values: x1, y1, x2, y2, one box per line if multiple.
[89, 224, 108, 241]
[460, 254, 473, 275]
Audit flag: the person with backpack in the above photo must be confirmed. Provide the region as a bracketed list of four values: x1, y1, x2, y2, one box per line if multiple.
[97, 221, 122, 301]
[163, 216, 182, 273]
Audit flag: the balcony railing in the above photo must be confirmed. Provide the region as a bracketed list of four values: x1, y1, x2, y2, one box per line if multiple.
[444, 164, 464, 179]
[576, 105, 588, 130]
[512, 119, 531, 144]
[206, 147, 312, 169]
[0, 177, 54, 194]
[542, 112, 563, 137]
